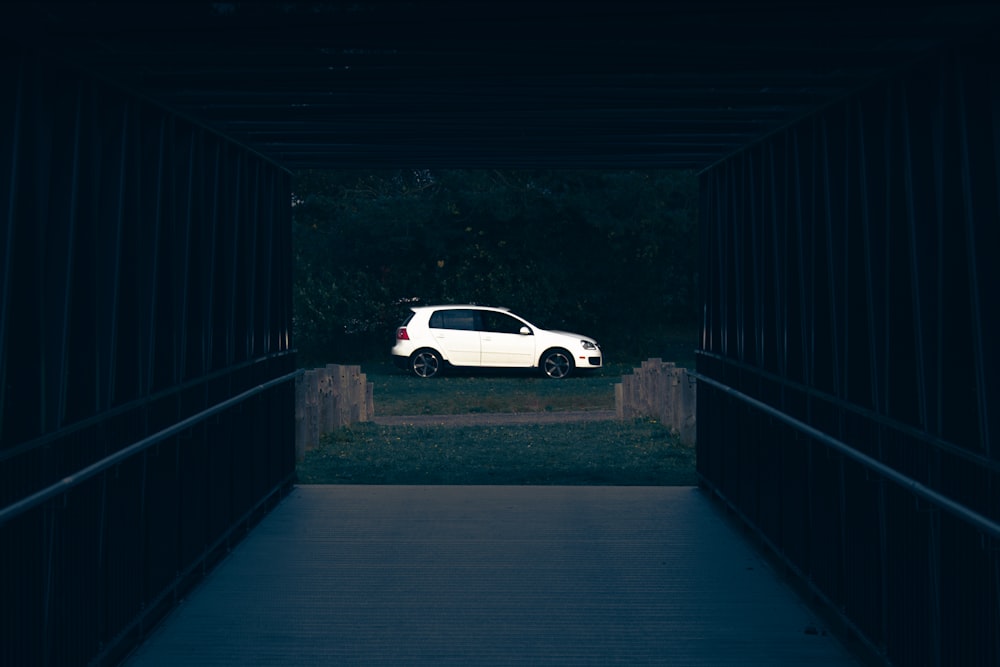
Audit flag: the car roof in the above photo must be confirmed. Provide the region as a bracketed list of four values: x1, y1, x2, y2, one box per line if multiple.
[412, 304, 510, 312]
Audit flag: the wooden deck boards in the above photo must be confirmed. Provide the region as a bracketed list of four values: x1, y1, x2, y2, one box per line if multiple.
[125, 485, 864, 666]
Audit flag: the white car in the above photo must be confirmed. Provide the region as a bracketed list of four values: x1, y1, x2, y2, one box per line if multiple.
[391, 305, 602, 379]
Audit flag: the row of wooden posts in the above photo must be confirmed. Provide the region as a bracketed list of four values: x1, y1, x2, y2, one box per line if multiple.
[294, 359, 697, 460]
[615, 359, 697, 446]
[294, 364, 374, 462]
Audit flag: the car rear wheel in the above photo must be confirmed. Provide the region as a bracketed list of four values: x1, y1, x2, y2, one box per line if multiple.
[541, 349, 573, 379]
[411, 349, 442, 378]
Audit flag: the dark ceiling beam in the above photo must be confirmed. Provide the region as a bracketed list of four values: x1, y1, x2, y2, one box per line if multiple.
[2, 2, 998, 169]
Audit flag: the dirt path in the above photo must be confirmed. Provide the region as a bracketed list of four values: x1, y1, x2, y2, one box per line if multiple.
[372, 409, 616, 427]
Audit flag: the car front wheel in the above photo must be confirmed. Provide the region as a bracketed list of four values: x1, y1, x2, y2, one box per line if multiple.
[541, 349, 573, 379]
[410, 349, 442, 378]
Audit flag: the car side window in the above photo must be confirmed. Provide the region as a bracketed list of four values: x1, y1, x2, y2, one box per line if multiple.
[480, 311, 529, 335]
[429, 309, 477, 331]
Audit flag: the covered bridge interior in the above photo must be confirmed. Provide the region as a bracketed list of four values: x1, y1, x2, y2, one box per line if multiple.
[1, 3, 999, 665]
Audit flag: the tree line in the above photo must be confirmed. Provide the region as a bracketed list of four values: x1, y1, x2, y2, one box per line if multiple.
[292, 169, 699, 366]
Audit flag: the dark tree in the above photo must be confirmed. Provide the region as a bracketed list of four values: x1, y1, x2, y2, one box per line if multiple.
[291, 169, 698, 365]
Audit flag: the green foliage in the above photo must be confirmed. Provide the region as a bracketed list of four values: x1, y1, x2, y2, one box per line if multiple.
[292, 169, 699, 366]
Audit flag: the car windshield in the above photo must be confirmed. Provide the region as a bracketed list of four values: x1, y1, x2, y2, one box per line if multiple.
[511, 311, 560, 331]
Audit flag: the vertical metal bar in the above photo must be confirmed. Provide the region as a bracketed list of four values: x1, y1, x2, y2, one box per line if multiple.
[715, 168, 728, 357]
[900, 81, 930, 432]
[228, 152, 243, 366]
[874, 90, 893, 656]
[178, 129, 196, 380]
[95, 471, 108, 653]
[732, 157, 742, 363]
[729, 162, 743, 362]
[840, 104, 851, 406]
[791, 127, 810, 389]
[820, 115, 842, 399]
[766, 143, 786, 380]
[805, 121, 817, 395]
[56, 81, 84, 428]
[749, 151, 764, 369]
[858, 102, 880, 415]
[837, 448, 848, 614]
[855, 94, 889, 649]
[205, 142, 221, 372]
[264, 172, 277, 355]
[927, 508, 942, 666]
[41, 505, 57, 667]
[990, 43, 1000, 475]
[245, 163, 260, 359]
[881, 87, 893, 421]
[261, 174, 275, 355]
[930, 61, 947, 441]
[139, 447, 149, 608]
[144, 116, 167, 395]
[930, 70, 955, 663]
[901, 75, 943, 667]
[821, 107, 851, 616]
[36, 77, 52, 435]
[791, 122, 819, 577]
[994, 551, 1000, 665]
[955, 52, 991, 456]
[993, 51, 1000, 336]
[722, 167, 730, 359]
[0, 55, 24, 437]
[712, 170, 723, 356]
[106, 102, 130, 408]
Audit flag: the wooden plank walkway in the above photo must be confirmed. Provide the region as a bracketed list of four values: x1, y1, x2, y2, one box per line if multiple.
[125, 485, 866, 666]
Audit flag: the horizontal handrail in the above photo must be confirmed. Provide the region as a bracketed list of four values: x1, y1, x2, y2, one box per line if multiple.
[0, 369, 303, 527]
[695, 350, 1000, 474]
[693, 372, 1000, 541]
[0, 350, 297, 463]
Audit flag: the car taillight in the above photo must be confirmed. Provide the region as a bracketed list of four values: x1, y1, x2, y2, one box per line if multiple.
[396, 327, 409, 340]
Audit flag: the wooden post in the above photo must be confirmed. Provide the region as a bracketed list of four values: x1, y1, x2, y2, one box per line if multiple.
[364, 380, 374, 420]
[678, 368, 697, 446]
[334, 364, 351, 427]
[294, 373, 307, 462]
[314, 366, 329, 434]
[303, 370, 320, 453]
[325, 364, 339, 428]
[348, 366, 363, 423]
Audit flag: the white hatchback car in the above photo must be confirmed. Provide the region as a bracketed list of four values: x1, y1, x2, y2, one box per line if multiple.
[391, 305, 602, 378]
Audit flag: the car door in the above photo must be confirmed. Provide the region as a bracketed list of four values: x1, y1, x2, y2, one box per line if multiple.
[428, 309, 481, 366]
[478, 310, 536, 367]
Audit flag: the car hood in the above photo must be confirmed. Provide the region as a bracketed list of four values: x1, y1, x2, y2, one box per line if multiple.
[547, 330, 598, 344]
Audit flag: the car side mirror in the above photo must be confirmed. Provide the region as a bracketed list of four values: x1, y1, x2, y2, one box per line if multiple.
[519, 326, 532, 335]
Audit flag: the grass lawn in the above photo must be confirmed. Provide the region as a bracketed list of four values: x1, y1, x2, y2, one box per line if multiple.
[296, 346, 698, 486]
[297, 420, 696, 486]
[363, 360, 631, 416]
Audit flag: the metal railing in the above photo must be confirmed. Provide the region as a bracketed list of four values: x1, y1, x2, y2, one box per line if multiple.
[0, 369, 302, 528]
[694, 372, 1000, 542]
[695, 355, 1000, 666]
[0, 364, 301, 667]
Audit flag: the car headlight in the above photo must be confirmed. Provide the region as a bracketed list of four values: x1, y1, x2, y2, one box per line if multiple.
[581, 340, 598, 350]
